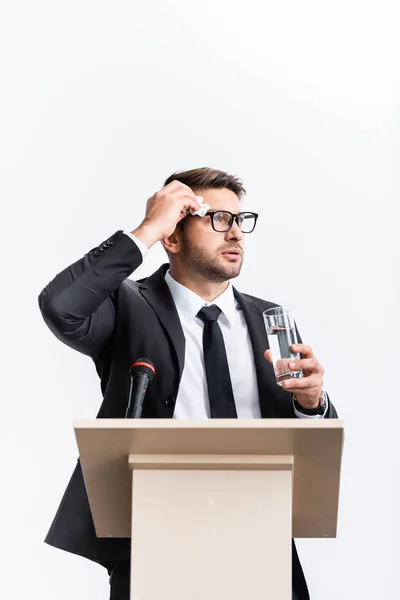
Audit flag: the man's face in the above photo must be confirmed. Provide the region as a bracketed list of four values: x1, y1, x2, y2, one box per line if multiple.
[178, 187, 245, 282]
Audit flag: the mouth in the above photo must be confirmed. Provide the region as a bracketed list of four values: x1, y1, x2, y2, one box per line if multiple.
[221, 248, 242, 261]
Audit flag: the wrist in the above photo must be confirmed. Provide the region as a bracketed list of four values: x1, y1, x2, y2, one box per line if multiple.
[131, 222, 160, 249]
[293, 391, 328, 416]
[295, 395, 320, 410]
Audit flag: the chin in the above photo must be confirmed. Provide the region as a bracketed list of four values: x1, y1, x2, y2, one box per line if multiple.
[227, 266, 242, 280]
[210, 261, 242, 282]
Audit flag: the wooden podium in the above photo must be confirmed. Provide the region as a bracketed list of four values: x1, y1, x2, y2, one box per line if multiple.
[74, 419, 344, 600]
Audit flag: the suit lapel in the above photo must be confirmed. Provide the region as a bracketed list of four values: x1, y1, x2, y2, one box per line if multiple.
[139, 264, 186, 379]
[233, 288, 278, 417]
[138, 266, 280, 417]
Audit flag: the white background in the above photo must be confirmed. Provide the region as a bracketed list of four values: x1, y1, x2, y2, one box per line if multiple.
[1, 1, 398, 598]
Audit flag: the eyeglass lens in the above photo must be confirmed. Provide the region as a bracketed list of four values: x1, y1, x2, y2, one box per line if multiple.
[213, 211, 256, 233]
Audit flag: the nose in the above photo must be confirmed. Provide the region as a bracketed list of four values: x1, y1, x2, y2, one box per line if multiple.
[225, 219, 243, 242]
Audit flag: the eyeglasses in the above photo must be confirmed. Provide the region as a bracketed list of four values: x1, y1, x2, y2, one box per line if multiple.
[206, 211, 258, 233]
[189, 210, 259, 233]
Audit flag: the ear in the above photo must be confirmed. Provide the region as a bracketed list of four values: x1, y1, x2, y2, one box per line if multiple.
[160, 228, 182, 255]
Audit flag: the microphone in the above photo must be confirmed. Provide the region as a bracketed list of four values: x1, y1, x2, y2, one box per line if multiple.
[125, 358, 156, 418]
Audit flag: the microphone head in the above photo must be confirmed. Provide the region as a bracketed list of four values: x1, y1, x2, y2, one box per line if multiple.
[129, 358, 156, 381]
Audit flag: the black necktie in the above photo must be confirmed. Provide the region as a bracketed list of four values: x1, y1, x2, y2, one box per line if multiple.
[196, 305, 238, 418]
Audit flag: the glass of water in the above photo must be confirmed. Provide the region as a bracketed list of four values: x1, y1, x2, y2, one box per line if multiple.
[263, 307, 303, 386]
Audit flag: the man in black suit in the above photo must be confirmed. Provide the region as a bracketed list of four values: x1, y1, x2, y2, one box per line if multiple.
[39, 167, 337, 600]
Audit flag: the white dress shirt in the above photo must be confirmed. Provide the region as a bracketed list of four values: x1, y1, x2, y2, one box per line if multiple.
[123, 231, 327, 418]
[164, 270, 261, 418]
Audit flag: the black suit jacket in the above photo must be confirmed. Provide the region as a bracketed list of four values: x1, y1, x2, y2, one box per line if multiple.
[39, 229, 337, 600]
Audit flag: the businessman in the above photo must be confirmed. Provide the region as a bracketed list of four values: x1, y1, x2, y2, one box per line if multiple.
[39, 167, 337, 600]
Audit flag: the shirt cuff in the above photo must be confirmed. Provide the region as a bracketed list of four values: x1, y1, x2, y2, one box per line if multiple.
[123, 231, 149, 260]
[292, 396, 328, 419]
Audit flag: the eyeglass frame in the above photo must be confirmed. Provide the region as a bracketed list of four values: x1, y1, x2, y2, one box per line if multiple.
[188, 210, 259, 233]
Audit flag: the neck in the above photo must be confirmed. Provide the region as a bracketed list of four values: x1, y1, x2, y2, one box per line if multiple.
[169, 265, 230, 303]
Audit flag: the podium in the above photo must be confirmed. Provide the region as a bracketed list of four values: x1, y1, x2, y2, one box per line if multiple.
[74, 419, 344, 600]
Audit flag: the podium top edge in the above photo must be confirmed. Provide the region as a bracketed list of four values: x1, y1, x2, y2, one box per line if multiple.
[73, 418, 344, 430]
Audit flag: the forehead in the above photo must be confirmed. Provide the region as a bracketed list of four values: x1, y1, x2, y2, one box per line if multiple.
[195, 188, 242, 212]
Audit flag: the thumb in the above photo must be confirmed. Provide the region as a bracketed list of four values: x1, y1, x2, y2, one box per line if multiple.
[264, 349, 273, 364]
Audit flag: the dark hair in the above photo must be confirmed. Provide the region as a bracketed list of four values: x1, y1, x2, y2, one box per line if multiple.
[163, 167, 246, 232]
[164, 166, 246, 198]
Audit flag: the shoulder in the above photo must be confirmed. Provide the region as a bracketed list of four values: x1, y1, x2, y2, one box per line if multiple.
[119, 277, 141, 294]
[119, 271, 160, 295]
[234, 289, 282, 312]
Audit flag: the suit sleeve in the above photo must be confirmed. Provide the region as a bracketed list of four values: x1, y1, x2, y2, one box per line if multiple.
[38, 230, 143, 359]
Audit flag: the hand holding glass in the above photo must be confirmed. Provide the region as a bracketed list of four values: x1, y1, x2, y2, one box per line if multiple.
[263, 307, 303, 386]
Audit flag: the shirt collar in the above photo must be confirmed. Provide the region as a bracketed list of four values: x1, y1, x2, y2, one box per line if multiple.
[165, 269, 236, 326]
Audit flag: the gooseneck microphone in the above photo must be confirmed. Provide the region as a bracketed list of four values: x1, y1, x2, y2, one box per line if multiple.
[125, 358, 156, 418]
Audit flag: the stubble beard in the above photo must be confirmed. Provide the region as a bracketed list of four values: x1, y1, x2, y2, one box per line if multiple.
[180, 232, 243, 283]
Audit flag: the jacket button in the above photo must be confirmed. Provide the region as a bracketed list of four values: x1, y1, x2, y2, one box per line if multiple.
[93, 249, 101, 256]
[106, 239, 114, 246]
[164, 396, 175, 407]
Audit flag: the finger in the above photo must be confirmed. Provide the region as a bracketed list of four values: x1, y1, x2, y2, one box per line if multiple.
[171, 189, 202, 208]
[163, 180, 196, 196]
[161, 180, 185, 194]
[175, 198, 204, 224]
[283, 374, 322, 390]
[264, 349, 273, 364]
[288, 357, 323, 374]
[162, 189, 200, 212]
[290, 344, 314, 358]
[177, 194, 203, 213]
